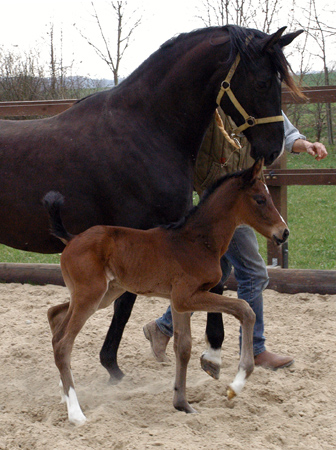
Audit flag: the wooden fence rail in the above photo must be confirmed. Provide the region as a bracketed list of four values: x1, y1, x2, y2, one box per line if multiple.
[0, 99, 76, 116]
[0, 262, 335, 295]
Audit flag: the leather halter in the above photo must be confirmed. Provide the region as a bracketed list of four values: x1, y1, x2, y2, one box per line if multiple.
[216, 53, 284, 138]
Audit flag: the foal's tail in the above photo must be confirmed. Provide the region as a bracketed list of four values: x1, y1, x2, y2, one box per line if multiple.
[43, 191, 74, 245]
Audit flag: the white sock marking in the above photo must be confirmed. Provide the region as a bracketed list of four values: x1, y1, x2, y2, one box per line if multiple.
[59, 379, 66, 403]
[229, 367, 247, 396]
[202, 347, 222, 366]
[65, 387, 87, 426]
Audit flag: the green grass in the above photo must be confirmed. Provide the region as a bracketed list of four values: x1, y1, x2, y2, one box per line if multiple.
[0, 148, 335, 269]
[0, 245, 60, 264]
[256, 149, 336, 270]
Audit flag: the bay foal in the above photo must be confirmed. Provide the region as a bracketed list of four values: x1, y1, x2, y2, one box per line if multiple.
[43, 159, 289, 425]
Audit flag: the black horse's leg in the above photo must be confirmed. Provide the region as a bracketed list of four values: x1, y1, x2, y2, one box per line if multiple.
[201, 256, 232, 380]
[100, 291, 137, 383]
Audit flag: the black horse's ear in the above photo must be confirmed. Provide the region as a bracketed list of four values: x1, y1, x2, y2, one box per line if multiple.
[278, 29, 304, 48]
[262, 26, 287, 52]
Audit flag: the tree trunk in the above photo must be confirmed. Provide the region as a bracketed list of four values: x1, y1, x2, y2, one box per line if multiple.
[324, 59, 334, 145]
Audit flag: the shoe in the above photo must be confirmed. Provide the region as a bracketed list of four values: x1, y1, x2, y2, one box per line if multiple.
[254, 350, 294, 371]
[143, 320, 170, 362]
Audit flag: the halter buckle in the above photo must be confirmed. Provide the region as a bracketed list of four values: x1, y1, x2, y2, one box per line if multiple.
[221, 80, 230, 90]
[246, 116, 256, 127]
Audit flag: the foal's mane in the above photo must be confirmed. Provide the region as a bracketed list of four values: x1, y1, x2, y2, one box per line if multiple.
[163, 168, 250, 231]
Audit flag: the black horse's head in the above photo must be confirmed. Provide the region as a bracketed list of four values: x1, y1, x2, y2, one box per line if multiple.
[216, 26, 304, 166]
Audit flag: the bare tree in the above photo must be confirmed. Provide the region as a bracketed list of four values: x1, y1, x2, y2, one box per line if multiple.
[0, 42, 105, 103]
[196, 0, 253, 27]
[76, 1, 141, 86]
[0, 48, 46, 101]
[196, 0, 285, 32]
[297, 0, 335, 144]
[285, 12, 312, 130]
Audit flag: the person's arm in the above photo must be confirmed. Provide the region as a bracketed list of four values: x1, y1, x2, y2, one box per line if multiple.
[283, 112, 328, 161]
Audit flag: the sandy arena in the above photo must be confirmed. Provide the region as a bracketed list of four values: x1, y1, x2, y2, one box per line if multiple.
[0, 283, 335, 449]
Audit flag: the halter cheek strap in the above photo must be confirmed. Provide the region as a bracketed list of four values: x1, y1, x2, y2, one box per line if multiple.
[216, 53, 284, 137]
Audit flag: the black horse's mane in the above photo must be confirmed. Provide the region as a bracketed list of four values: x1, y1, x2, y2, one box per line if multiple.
[76, 24, 300, 106]
[160, 25, 297, 91]
[162, 167, 250, 231]
[160, 25, 259, 72]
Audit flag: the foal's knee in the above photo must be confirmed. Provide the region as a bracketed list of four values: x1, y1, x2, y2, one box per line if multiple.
[241, 302, 256, 325]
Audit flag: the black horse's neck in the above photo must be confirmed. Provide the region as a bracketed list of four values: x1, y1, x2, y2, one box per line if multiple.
[112, 27, 235, 154]
[82, 25, 300, 166]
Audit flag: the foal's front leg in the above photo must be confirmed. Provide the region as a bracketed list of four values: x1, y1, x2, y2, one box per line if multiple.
[170, 307, 196, 413]
[182, 291, 255, 400]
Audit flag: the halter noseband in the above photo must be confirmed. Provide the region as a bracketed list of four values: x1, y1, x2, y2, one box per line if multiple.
[216, 53, 284, 138]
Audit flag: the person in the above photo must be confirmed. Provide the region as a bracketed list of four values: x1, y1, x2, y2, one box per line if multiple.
[143, 109, 328, 372]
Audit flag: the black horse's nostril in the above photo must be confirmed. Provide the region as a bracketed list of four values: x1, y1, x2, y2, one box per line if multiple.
[283, 229, 290, 241]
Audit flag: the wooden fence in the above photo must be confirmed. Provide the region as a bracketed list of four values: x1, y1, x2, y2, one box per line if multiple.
[265, 85, 336, 268]
[0, 87, 335, 293]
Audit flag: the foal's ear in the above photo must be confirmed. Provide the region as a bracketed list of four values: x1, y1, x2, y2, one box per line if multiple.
[251, 158, 264, 180]
[241, 158, 264, 187]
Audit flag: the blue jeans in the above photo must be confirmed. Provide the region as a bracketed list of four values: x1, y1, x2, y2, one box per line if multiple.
[155, 225, 269, 356]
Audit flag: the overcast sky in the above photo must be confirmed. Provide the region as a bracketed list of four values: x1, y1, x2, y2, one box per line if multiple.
[1, 0, 334, 80]
[1, 0, 204, 79]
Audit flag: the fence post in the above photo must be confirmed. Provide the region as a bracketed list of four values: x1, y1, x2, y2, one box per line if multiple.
[266, 152, 288, 268]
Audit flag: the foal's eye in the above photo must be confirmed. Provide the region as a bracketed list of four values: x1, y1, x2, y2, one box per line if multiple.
[254, 195, 266, 205]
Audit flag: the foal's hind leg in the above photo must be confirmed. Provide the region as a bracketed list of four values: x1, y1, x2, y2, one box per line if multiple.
[50, 283, 108, 425]
[48, 302, 70, 336]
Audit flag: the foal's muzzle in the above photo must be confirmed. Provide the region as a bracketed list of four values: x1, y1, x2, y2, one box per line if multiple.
[273, 228, 289, 246]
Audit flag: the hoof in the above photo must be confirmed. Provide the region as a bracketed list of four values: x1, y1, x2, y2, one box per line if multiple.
[108, 371, 125, 385]
[69, 414, 87, 427]
[174, 402, 198, 414]
[227, 386, 237, 400]
[107, 366, 125, 385]
[227, 367, 247, 399]
[200, 354, 220, 380]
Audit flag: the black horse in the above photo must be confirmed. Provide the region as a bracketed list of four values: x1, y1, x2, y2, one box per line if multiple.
[0, 25, 302, 381]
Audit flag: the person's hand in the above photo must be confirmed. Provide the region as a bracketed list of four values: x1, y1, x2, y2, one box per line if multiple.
[292, 139, 328, 161]
[305, 141, 328, 161]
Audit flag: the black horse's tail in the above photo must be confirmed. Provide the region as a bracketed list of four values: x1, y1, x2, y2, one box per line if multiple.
[43, 191, 74, 245]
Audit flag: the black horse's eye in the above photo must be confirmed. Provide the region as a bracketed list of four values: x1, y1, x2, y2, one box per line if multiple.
[254, 195, 266, 205]
[255, 80, 269, 91]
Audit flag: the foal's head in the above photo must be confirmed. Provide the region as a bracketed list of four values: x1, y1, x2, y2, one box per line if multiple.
[235, 159, 289, 245]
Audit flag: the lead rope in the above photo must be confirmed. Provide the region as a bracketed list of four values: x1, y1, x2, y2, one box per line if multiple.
[214, 108, 241, 167]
